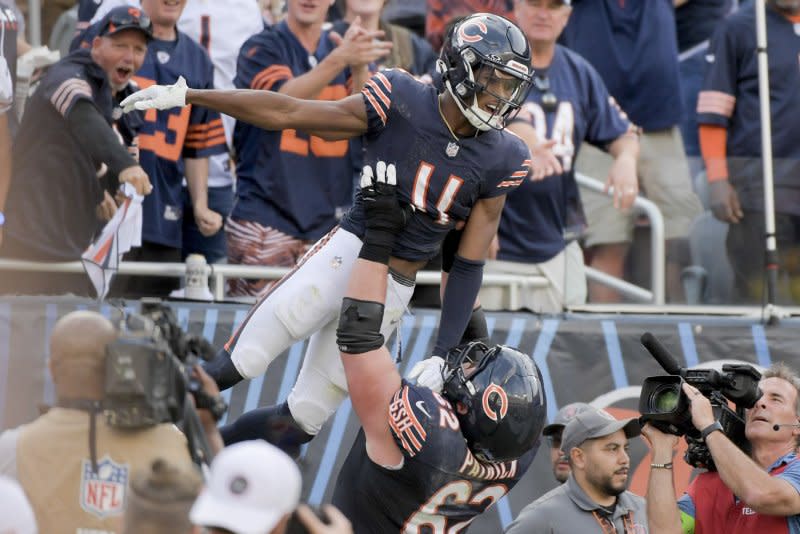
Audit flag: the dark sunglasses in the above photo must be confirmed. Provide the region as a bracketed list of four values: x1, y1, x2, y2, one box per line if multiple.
[532, 75, 558, 112]
[101, 8, 153, 36]
[547, 434, 562, 449]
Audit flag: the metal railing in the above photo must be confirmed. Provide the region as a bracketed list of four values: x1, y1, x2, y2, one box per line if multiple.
[0, 258, 550, 303]
[0, 175, 664, 305]
[576, 172, 665, 305]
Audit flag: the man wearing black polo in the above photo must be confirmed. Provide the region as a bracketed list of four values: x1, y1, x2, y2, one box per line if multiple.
[0, 6, 152, 296]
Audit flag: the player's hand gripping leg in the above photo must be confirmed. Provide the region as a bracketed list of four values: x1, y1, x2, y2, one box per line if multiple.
[358, 161, 410, 264]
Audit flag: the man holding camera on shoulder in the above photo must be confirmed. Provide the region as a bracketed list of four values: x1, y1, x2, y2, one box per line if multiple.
[0, 310, 223, 534]
[644, 363, 800, 534]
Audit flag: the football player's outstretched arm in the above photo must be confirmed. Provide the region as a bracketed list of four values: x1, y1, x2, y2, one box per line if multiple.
[336, 163, 406, 468]
[121, 78, 369, 140]
[187, 89, 369, 140]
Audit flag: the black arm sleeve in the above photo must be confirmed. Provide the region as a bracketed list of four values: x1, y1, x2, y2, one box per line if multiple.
[66, 100, 137, 185]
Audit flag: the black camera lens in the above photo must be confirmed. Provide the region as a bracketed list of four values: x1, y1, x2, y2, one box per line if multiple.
[650, 383, 681, 413]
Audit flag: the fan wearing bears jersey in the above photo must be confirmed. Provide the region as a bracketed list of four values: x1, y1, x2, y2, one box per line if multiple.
[122, 13, 535, 457]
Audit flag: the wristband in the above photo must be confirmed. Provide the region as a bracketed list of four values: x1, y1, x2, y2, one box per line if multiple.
[701, 421, 723, 442]
[0, 211, 4, 226]
[650, 462, 673, 469]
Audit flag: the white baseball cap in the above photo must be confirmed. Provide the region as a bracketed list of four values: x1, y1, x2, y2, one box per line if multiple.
[190, 441, 301, 534]
[0, 476, 37, 534]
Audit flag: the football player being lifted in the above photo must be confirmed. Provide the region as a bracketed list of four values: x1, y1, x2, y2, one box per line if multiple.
[122, 13, 535, 454]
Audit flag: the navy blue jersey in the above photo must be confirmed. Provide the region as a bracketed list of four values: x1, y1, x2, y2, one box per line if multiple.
[559, 0, 682, 131]
[6, 50, 114, 260]
[697, 5, 800, 216]
[498, 46, 633, 264]
[340, 69, 531, 261]
[675, 0, 733, 52]
[131, 33, 226, 248]
[332, 381, 536, 532]
[232, 21, 356, 240]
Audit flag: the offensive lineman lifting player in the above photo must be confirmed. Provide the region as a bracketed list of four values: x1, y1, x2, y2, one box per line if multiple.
[331, 163, 546, 532]
[122, 13, 535, 454]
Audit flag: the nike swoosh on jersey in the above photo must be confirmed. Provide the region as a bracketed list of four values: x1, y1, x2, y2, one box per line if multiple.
[416, 400, 432, 419]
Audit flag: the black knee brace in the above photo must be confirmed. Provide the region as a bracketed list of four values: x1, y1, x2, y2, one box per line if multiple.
[336, 297, 385, 354]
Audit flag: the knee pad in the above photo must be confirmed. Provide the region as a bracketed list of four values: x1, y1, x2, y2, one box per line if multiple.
[288, 384, 349, 435]
[336, 297, 385, 354]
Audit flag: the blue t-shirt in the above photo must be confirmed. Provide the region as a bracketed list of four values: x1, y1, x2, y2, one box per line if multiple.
[676, 0, 733, 52]
[339, 69, 531, 261]
[232, 21, 356, 240]
[697, 4, 800, 215]
[559, 0, 683, 130]
[498, 46, 633, 264]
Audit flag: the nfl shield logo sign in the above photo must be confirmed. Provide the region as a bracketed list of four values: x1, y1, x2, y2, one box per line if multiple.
[80, 456, 129, 518]
[446, 141, 459, 158]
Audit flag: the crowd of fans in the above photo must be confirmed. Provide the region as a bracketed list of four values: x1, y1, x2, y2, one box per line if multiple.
[0, 0, 796, 308]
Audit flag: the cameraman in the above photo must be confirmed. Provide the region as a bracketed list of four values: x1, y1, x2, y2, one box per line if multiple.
[644, 363, 800, 533]
[0, 310, 222, 534]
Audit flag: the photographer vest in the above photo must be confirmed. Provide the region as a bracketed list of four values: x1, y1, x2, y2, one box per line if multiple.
[14, 408, 193, 534]
[688, 456, 800, 534]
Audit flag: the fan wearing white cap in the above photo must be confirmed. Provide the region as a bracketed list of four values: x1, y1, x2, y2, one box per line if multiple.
[0, 475, 37, 534]
[506, 409, 647, 534]
[190, 440, 353, 534]
[190, 441, 300, 534]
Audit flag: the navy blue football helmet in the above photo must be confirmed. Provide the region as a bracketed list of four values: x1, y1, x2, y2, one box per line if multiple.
[442, 341, 547, 462]
[438, 13, 533, 131]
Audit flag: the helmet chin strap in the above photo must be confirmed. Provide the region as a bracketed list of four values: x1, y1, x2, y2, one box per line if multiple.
[444, 78, 493, 132]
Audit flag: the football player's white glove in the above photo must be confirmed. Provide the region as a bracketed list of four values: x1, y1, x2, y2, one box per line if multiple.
[407, 356, 446, 393]
[121, 76, 187, 113]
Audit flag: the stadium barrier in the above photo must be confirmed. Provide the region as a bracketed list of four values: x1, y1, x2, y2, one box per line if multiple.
[1, 296, 797, 531]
